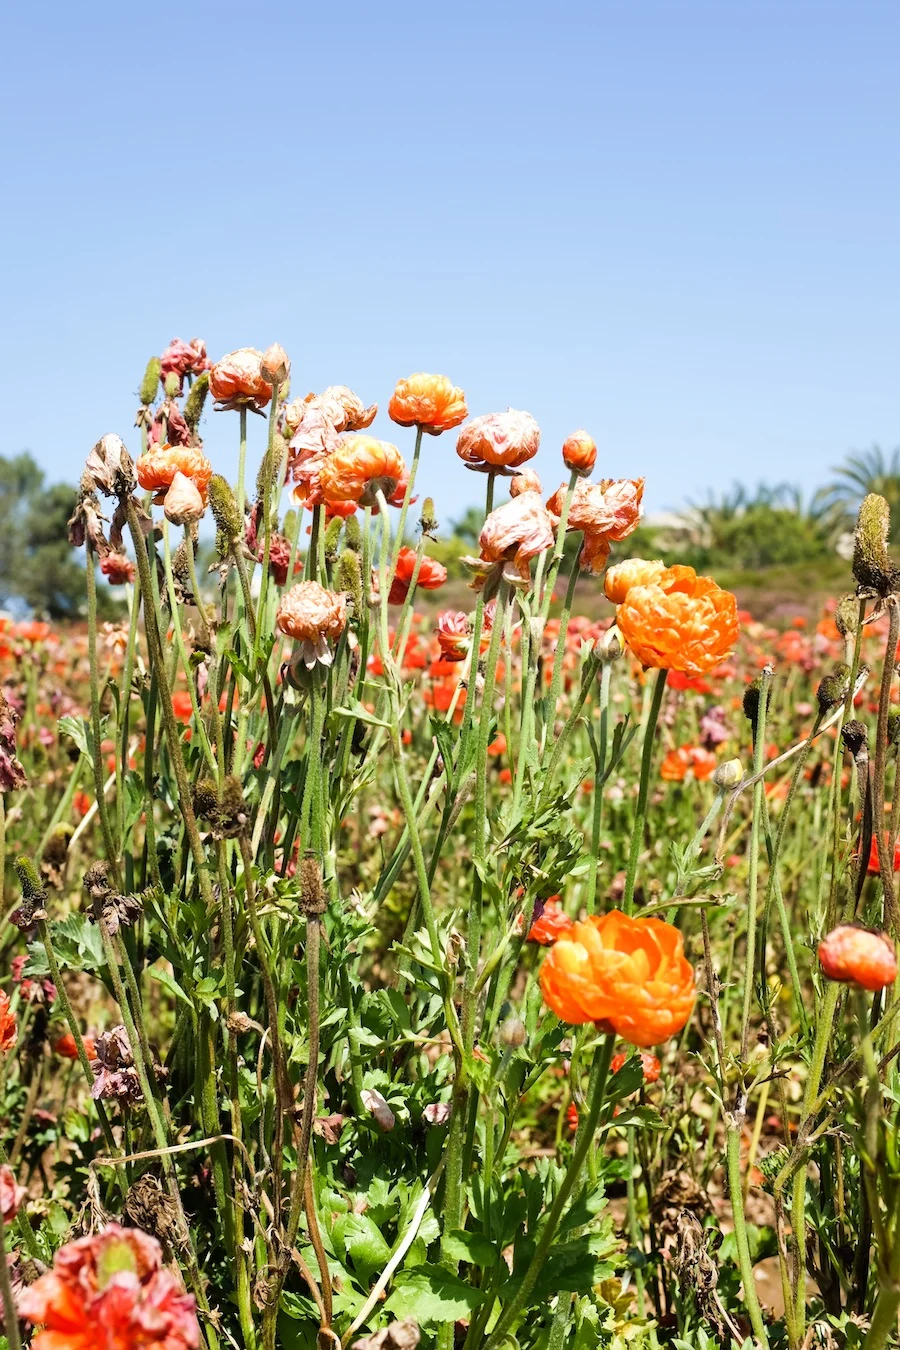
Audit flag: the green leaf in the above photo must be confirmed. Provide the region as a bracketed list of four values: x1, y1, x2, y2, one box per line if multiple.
[57, 715, 92, 758]
[23, 913, 105, 978]
[333, 1213, 392, 1286]
[384, 1265, 485, 1324]
[442, 1230, 499, 1268]
[148, 961, 192, 1008]
[330, 700, 393, 731]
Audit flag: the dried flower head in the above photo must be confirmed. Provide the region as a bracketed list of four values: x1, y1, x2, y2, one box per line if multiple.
[85, 434, 137, 498]
[277, 581, 347, 668]
[0, 692, 27, 794]
[160, 338, 210, 395]
[456, 409, 540, 474]
[463, 491, 554, 597]
[388, 373, 468, 435]
[209, 348, 272, 413]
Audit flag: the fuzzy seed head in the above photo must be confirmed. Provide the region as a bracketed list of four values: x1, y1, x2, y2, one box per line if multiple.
[183, 372, 209, 431]
[208, 475, 243, 541]
[139, 357, 162, 407]
[853, 493, 899, 597]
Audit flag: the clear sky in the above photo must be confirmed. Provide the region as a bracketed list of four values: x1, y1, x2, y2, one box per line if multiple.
[2, 1, 898, 523]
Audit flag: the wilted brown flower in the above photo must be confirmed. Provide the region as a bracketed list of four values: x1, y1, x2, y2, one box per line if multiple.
[85, 433, 136, 497]
[160, 338, 210, 395]
[456, 409, 540, 474]
[0, 692, 27, 793]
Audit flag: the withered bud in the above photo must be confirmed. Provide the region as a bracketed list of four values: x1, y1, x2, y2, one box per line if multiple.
[42, 825, 72, 869]
[12, 856, 48, 930]
[192, 779, 220, 821]
[208, 475, 243, 541]
[163, 471, 205, 526]
[816, 665, 850, 714]
[835, 593, 860, 638]
[841, 719, 869, 760]
[261, 343, 290, 386]
[337, 549, 363, 615]
[183, 371, 209, 431]
[499, 1015, 526, 1048]
[853, 493, 899, 597]
[713, 758, 744, 790]
[85, 433, 137, 498]
[139, 357, 162, 407]
[323, 516, 344, 564]
[419, 497, 439, 535]
[83, 861, 111, 899]
[742, 676, 768, 727]
[124, 1174, 180, 1246]
[595, 625, 623, 664]
[163, 371, 181, 400]
[216, 776, 247, 838]
[343, 513, 362, 553]
[171, 540, 191, 591]
[299, 856, 326, 915]
[226, 1010, 257, 1036]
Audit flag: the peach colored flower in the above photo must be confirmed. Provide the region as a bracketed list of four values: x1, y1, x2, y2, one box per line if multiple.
[260, 343, 290, 386]
[509, 468, 543, 497]
[561, 429, 597, 477]
[604, 558, 667, 604]
[436, 611, 470, 662]
[276, 581, 347, 668]
[388, 373, 468, 435]
[456, 409, 540, 474]
[616, 568, 739, 676]
[208, 348, 272, 412]
[539, 909, 696, 1047]
[463, 491, 554, 594]
[546, 477, 645, 540]
[818, 925, 897, 991]
[163, 471, 206, 526]
[18, 1223, 199, 1350]
[318, 436, 406, 508]
[135, 445, 213, 504]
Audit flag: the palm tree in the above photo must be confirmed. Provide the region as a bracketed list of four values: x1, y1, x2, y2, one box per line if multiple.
[819, 445, 900, 540]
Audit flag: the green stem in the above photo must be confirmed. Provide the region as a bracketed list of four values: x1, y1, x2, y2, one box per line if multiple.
[622, 668, 668, 915]
[726, 1120, 771, 1347]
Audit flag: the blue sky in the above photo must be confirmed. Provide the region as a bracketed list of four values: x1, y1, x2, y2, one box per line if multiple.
[2, 1, 899, 524]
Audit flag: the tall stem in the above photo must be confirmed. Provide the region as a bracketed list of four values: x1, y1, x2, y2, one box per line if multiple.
[621, 668, 668, 915]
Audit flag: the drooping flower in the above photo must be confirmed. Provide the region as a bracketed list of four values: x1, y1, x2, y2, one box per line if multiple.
[818, 925, 897, 991]
[561, 430, 597, 477]
[318, 436, 407, 508]
[276, 581, 347, 669]
[456, 409, 540, 474]
[546, 478, 645, 574]
[604, 558, 667, 605]
[284, 385, 377, 441]
[388, 548, 448, 605]
[17, 1222, 200, 1350]
[539, 909, 696, 1047]
[0, 692, 27, 794]
[615, 567, 739, 676]
[0, 991, 17, 1052]
[388, 373, 468, 435]
[135, 445, 213, 503]
[436, 611, 470, 662]
[99, 554, 136, 586]
[527, 897, 573, 945]
[159, 338, 209, 395]
[91, 1025, 143, 1103]
[463, 491, 554, 595]
[162, 471, 206, 526]
[208, 348, 272, 412]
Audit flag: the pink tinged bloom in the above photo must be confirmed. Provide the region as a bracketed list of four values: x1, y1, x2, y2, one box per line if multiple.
[159, 338, 210, 395]
[455, 409, 541, 474]
[0, 1165, 25, 1222]
[360, 1088, 395, 1132]
[463, 491, 554, 594]
[0, 692, 27, 793]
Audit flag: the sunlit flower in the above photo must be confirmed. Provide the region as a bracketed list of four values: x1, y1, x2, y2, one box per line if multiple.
[318, 436, 406, 509]
[260, 343, 290, 386]
[604, 559, 667, 605]
[208, 348, 272, 412]
[616, 567, 739, 676]
[135, 445, 213, 504]
[540, 909, 696, 1046]
[456, 409, 540, 475]
[389, 373, 468, 435]
[18, 1222, 200, 1350]
[463, 491, 554, 595]
[163, 471, 206, 526]
[276, 581, 347, 669]
[387, 547, 448, 604]
[660, 745, 718, 783]
[527, 897, 573, 945]
[509, 468, 543, 497]
[818, 925, 897, 991]
[284, 386, 377, 440]
[159, 338, 209, 395]
[561, 430, 597, 477]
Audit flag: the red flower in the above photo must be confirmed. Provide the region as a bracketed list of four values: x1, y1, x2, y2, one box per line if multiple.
[159, 338, 209, 395]
[0, 991, 16, 1052]
[99, 554, 135, 586]
[611, 1050, 661, 1084]
[867, 835, 900, 875]
[818, 925, 897, 992]
[171, 692, 194, 724]
[388, 547, 448, 605]
[527, 898, 572, 945]
[0, 1165, 24, 1221]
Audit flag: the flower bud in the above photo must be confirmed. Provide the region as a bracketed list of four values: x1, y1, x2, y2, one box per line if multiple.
[816, 665, 850, 714]
[343, 513, 362, 553]
[561, 429, 597, 477]
[208, 475, 243, 541]
[713, 758, 743, 790]
[509, 468, 542, 497]
[323, 516, 344, 564]
[499, 1015, 526, 1048]
[361, 1088, 395, 1132]
[336, 549, 363, 615]
[853, 493, 899, 597]
[419, 497, 439, 535]
[163, 371, 181, 400]
[595, 625, 623, 664]
[183, 371, 209, 431]
[818, 924, 897, 991]
[163, 472, 205, 526]
[261, 343, 290, 386]
[139, 357, 161, 407]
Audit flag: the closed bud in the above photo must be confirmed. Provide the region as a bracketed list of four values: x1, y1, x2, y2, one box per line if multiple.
[261, 343, 290, 386]
[419, 498, 439, 535]
[713, 758, 743, 790]
[139, 357, 162, 407]
[163, 371, 181, 399]
[499, 1015, 526, 1048]
[337, 549, 363, 614]
[183, 371, 209, 431]
[595, 625, 623, 663]
[853, 493, 899, 597]
[816, 665, 850, 713]
[12, 855, 48, 929]
[343, 513, 362, 553]
[561, 429, 597, 477]
[835, 593, 860, 638]
[819, 924, 897, 991]
[208, 474, 243, 541]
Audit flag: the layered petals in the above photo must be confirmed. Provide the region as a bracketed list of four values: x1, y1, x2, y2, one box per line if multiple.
[389, 373, 468, 434]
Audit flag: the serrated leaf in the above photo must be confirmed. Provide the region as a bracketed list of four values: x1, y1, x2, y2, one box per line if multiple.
[384, 1264, 485, 1324]
[442, 1229, 499, 1268]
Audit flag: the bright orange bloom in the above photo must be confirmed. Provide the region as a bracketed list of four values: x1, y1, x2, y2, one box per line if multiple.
[73, 791, 91, 818]
[611, 1049, 662, 1083]
[660, 745, 718, 783]
[604, 558, 667, 605]
[616, 567, 739, 676]
[53, 1033, 96, 1061]
[136, 445, 213, 502]
[456, 409, 540, 474]
[818, 925, 897, 991]
[566, 1102, 579, 1132]
[388, 547, 448, 605]
[318, 436, 406, 507]
[539, 909, 696, 1046]
[208, 347, 272, 412]
[561, 429, 597, 477]
[527, 898, 572, 945]
[0, 991, 16, 1052]
[388, 373, 468, 435]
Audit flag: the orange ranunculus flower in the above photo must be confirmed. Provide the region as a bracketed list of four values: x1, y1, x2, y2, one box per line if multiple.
[436, 611, 470, 662]
[0, 991, 16, 1053]
[539, 909, 696, 1047]
[660, 745, 718, 783]
[388, 373, 468, 435]
[284, 385, 377, 442]
[318, 436, 406, 508]
[546, 478, 645, 541]
[388, 548, 448, 604]
[527, 898, 573, 945]
[818, 925, 897, 991]
[616, 567, 739, 677]
[136, 444, 213, 503]
[208, 347, 272, 412]
[611, 1049, 662, 1084]
[604, 558, 667, 605]
[463, 491, 554, 593]
[456, 409, 540, 474]
[561, 429, 597, 477]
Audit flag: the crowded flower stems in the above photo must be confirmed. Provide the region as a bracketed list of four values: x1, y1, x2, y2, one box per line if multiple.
[2, 345, 900, 1350]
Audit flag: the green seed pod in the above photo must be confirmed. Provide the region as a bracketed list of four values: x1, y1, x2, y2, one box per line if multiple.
[343, 513, 361, 553]
[853, 493, 899, 597]
[139, 356, 161, 407]
[192, 779, 219, 821]
[835, 593, 860, 638]
[336, 548, 363, 615]
[816, 664, 849, 713]
[419, 497, 439, 535]
[713, 758, 743, 790]
[208, 475, 243, 541]
[183, 372, 209, 431]
[163, 371, 180, 400]
[15, 855, 46, 905]
[323, 516, 344, 564]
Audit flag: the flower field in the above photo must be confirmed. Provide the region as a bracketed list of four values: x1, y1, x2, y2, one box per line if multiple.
[0, 343, 898, 1350]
